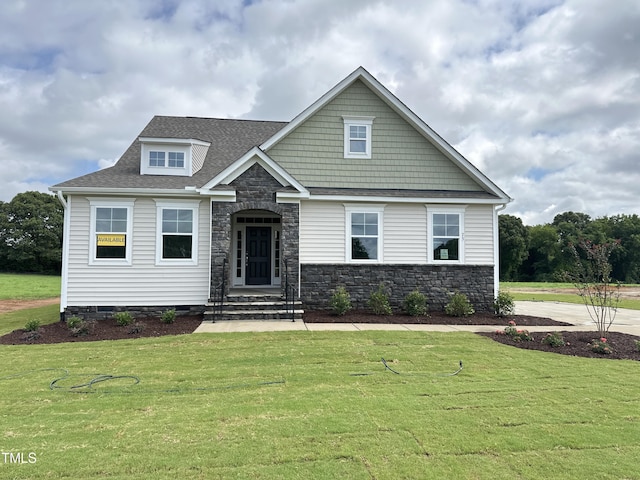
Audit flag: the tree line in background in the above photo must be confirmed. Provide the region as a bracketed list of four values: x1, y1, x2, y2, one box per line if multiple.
[0, 191, 63, 274]
[1, 191, 639, 283]
[499, 212, 640, 283]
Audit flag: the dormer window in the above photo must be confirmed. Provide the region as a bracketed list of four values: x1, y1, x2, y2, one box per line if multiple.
[342, 116, 374, 159]
[139, 137, 210, 177]
[168, 152, 185, 168]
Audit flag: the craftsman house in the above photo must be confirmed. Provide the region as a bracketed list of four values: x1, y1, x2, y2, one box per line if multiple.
[51, 67, 511, 320]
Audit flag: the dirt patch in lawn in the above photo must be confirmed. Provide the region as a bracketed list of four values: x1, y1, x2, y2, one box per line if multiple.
[508, 285, 640, 299]
[0, 297, 60, 312]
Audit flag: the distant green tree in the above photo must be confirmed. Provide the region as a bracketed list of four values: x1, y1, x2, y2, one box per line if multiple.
[0, 191, 63, 274]
[521, 224, 561, 281]
[598, 214, 640, 283]
[498, 214, 529, 281]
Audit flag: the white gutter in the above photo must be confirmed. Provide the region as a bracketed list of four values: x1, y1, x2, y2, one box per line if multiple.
[56, 191, 70, 316]
[493, 203, 508, 300]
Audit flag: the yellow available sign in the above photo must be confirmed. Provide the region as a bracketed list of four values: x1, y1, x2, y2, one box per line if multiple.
[97, 234, 125, 246]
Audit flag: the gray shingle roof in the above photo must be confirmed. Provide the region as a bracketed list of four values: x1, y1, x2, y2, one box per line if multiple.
[52, 116, 288, 190]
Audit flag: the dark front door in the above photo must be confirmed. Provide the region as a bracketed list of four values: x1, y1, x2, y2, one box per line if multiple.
[246, 227, 271, 285]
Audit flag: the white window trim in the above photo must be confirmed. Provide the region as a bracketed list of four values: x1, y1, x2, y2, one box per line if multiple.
[141, 143, 192, 176]
[344, 204, 385, 263]
[342, 116, 374, 159]
[154, 199, 200, 266]
[426, 205, 466, 264]
[89, 198, 134, 266]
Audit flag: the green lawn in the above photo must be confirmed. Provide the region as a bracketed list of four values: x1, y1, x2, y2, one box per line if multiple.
[0, 273, 60, 300]
[501, 282, 640, 310]
[1, 329, 638, 479]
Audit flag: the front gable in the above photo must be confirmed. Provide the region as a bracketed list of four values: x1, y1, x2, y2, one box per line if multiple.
[266, 79, 484, 192]
[199, 147, 309, 203]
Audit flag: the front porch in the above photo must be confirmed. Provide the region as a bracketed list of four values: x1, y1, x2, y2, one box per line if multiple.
[204, 286, 303, 323]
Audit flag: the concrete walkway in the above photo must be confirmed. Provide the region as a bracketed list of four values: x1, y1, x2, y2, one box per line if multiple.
[193, 301, 640, 336]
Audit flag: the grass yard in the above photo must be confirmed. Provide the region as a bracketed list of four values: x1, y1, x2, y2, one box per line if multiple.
[0, 274, 60, 300]
[501, 281, 640, 310]
[0, 304, 60, 336]
[1, 330, 638, 479]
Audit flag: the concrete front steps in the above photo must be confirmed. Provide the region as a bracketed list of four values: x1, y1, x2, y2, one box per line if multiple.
[204, 292, 303, 322]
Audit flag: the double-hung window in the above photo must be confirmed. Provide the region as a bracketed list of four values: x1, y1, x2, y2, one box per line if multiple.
[149, 151, 185, 168]
[343, 116, 374, 159]
[427, 207, 465, 263]
[89, 199, 134, 265]
[345, 205, 384, 262]
[155, 200, 199, 265]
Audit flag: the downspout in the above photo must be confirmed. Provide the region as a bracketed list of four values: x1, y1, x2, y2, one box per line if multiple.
[56, 190, 70, 321]
[493, 203, 507, 299]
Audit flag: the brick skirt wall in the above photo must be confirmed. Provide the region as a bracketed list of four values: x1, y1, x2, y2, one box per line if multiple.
[300, 264, 495, 312]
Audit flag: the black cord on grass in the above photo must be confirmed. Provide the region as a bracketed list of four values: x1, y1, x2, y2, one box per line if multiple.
[381, 357, 401, 375]
[382, 358, 463, 377]
[50, 373, 140, 391]
[1, 368, 284, 394]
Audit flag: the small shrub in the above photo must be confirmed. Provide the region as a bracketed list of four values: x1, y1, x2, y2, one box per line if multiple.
[66, 316, 83, 329]
[498, 320, 533, 342]
[69, 320, 95, 337]
[24, 319, 41, 332]
[494, 291, 515, 317]
[161, 308, 176, 324]
[635, 339, 640, 353]
[445, 292, 475, 317]
[590, 337, 612, 355]
[329, 286, 352, 316]
[542, 332, 565, 347]
[368, 284, 392, 316]
[114, 311, 134, 326]
[403, 289, 428, 316]
[128, 322, 146, 335]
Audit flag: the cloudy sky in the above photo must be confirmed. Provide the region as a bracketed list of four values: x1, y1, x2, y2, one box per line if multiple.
[0, 0, 638, 225]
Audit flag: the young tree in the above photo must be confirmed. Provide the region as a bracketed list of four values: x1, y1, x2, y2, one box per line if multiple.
[565, 240, 621, 337]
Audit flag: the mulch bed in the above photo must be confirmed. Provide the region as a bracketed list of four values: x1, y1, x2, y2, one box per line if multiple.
[2, 310, 638, 361]
[303, 309, 572, 326]
[478, 330, 640, 361]
[0, 315, 203, 345]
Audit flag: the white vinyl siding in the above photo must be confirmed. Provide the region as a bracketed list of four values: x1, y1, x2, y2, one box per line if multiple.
[384, 204, 428, 264]
[464, 204, 495, 265]
[299, 201, 345, 263]
[300, 200, 494, 266]
[65, 196, 210, 306]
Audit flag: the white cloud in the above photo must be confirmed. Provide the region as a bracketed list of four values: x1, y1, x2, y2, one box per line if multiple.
[0, 0, 638, 225]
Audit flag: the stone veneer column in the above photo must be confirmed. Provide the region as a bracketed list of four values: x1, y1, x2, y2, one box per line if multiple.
[209, 163, 300, 298]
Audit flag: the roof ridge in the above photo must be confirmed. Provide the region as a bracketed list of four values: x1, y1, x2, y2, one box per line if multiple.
[152, 115, 288, 124]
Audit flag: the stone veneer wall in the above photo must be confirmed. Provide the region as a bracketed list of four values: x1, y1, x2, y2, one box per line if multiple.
[210, 163, 300, 298]
[300, 264, 495, 312]
[64, 305, 205, 321]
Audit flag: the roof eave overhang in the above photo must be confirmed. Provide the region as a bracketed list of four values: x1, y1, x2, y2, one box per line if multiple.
[307, 193, 509, 205]
[49, 186, 204, 197]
